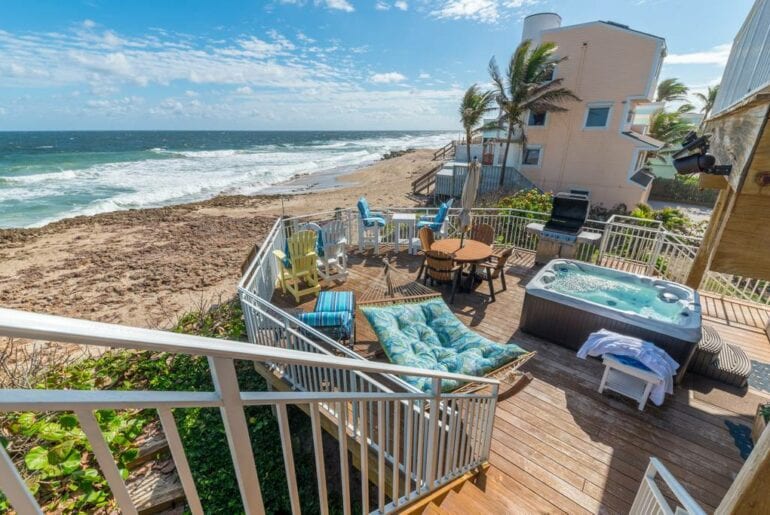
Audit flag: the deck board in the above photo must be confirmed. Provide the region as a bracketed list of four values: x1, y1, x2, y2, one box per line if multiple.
[271, 248, 770, 513]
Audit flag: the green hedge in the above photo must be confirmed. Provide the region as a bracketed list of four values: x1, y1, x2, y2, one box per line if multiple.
[649, 177, 718, 207]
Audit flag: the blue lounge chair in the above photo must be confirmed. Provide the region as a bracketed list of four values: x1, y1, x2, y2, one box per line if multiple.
[357, 197, 387, 254]
[416, 198, 454, 238]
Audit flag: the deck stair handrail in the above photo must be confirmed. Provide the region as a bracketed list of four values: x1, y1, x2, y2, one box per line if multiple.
[431, 141, 455, 161]
[411, 162, 446, 195]
[630, 458, 706, 515]
[0, 307, 500, 514]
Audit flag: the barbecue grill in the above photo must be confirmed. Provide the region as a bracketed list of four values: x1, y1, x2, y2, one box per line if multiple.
[541, 192, 590, 244]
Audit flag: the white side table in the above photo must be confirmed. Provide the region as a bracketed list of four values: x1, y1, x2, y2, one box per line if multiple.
[599, 354, 663, 411]
[392, 213, 417, 254]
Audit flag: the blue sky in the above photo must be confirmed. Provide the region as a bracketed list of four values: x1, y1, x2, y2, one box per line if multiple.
[0, 0, 755, 130]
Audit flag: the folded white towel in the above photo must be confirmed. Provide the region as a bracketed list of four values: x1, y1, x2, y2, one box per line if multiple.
[577, 329, 679, 406]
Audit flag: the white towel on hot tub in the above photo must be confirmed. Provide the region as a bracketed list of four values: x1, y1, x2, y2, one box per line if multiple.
[577, 329, 680, 405]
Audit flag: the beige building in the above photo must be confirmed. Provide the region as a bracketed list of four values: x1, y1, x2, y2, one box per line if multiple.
[513, 13, 666, 209]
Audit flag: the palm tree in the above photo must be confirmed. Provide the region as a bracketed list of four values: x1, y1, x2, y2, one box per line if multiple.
[459, 84, 496, 163]
[648, 109, 694, 145]
[694, 85, 720, 119]
[656, 78, 689, 103]
[488, 39, 580, 186]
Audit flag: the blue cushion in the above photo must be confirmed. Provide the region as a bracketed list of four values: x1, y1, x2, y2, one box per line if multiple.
[357, 197, 371, 219]
[362, 216, 386, 228]
[297, 311, 352, 338]
[282, 239, 291, 268]
[315, 291, 355, 314]
[315, 229, 325, 257]
[416, 220, 442, 232]
[360, 298, 527, 392]
[436, 202, 449, 224]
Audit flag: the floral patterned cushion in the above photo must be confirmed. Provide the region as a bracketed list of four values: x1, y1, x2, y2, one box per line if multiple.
[360, 298, 527, 392]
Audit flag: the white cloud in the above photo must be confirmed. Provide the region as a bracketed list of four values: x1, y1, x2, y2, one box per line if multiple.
[296, 31, 315, 43]
[82, 19, 96, 29]
[370, 71, 406, 83]
[419, 72, 431, 79]
[318, 0, 354, 12]
[375, 1, 390, 10]
[666, 43, 732, 66]
[431, 0, 500, 23]
[0, 24, 465, 128]
[430, 0, 536, 23]
[394, 0, 408, 10]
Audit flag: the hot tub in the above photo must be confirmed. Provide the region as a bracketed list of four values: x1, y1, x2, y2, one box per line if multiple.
[520, 259, 702, 381]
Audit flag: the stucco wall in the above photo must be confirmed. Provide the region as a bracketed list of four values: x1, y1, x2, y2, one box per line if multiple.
[520, 22, 663, 208]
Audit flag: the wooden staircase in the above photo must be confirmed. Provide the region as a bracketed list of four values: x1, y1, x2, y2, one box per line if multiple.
[401, 467, 545, 514]
[411, 161, 447, 196]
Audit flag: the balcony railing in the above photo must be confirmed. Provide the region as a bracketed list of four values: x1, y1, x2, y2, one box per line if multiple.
[0, 308, 499, 514]
[630, 458, 706, 515]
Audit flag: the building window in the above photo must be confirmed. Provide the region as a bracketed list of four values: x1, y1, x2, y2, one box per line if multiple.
[528, 111, 547, 126]
[584, 104, 612, 129]
[523, 146, 542, 166]
[542, 67, 554, 81]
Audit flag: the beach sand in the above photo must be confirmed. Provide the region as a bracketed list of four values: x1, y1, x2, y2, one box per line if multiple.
[0, 149, 437, 333]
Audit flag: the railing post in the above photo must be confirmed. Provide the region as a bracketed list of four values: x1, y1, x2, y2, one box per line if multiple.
[208, 357, 265, 515]
[425, 377, 441, 489]
[482, 384, 499, 461]
[648, 228, 665, 276]
[0, 444, 43, 515]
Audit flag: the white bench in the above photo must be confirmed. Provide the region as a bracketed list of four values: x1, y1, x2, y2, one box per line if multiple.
[599, 354, 663, 411]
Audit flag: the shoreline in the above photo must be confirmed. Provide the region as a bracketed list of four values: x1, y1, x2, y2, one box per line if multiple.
[0, 148, 437, 336]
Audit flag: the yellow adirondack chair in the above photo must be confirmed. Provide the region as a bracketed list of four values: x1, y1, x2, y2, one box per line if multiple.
[273, 230, 321, 303]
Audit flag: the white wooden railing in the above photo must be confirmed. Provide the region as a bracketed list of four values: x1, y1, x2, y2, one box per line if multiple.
[630, 458, 706, 515]
[255, 208, 770, 307]
[0, 308, 499, 514]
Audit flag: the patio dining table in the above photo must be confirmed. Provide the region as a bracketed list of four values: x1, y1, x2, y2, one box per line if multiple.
[432, 238, 493, 292]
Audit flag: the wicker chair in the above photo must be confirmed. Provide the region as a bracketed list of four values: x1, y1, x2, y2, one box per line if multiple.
[477, 247, 514, 302]
[415, 226, 435, 281]
[424, 250, 461, 304]
[470, 223, 495, 245]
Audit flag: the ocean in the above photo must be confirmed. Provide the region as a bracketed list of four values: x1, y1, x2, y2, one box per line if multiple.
[0, 130, 455, 229]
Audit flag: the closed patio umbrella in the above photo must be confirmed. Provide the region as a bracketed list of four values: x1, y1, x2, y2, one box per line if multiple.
[459, 158, 481, 246]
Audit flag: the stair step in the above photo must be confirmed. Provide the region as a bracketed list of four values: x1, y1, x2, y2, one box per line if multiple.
[457, 480, 514, 513]
[127, 459, 186, 514]
[475, 469, 553, 514]
[439, 488, 490, 513]
[423, 502, 450, 515]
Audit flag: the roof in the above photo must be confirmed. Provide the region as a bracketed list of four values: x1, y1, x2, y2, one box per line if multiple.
[599, 21, 665, 42]
[622, 131, 665, 150]
[542, 20, 666, 46]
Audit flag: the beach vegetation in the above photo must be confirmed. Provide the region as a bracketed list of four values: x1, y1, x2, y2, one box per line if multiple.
[458, 84, 496, 163]
[488, 39, 580, 186]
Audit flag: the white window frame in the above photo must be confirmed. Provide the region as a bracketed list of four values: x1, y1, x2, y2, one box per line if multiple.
[527, 110, 548, 128]
[583, 102, 614, 130]
[521, 145, 543, 168]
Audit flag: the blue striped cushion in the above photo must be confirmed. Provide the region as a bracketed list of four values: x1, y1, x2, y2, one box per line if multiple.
[315, 291, 355, 314]
[297, 311, 352, 337]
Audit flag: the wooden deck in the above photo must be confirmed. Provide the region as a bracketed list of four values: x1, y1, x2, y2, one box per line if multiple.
[272, 248, 770, 513]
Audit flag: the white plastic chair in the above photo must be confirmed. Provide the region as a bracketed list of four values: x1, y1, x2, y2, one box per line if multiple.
[302, 221, 348, 283]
